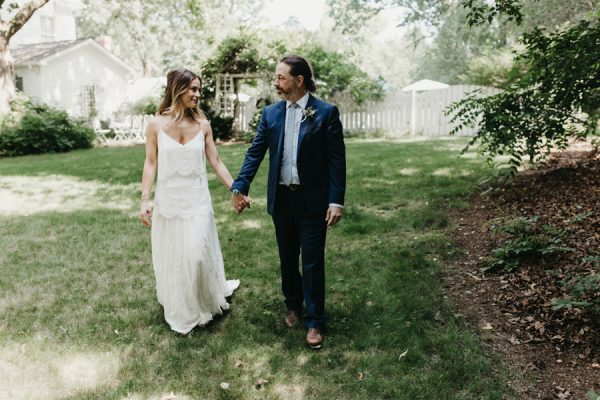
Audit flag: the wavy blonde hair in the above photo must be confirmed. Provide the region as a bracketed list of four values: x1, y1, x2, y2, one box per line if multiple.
[158, 69, 207, 123]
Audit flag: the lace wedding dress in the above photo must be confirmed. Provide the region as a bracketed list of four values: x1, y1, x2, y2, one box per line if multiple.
[151, 129, 239, 334]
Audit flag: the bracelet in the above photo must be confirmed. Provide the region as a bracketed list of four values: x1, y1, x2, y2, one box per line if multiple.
[141, 192, 150, 201]
[231, 189, 240, 196]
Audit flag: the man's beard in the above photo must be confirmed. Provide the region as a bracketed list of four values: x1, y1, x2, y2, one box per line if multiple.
[275, 86, 291, 97]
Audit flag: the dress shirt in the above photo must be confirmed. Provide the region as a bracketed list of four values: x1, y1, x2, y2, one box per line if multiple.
[279, 92, 343, 209]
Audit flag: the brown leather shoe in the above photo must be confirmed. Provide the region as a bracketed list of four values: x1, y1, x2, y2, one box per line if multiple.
[306, 328, 324, 349]
[284, 310, 299, 328]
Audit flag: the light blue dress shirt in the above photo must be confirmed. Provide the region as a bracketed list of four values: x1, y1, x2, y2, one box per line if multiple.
[278, 92, 343, 209]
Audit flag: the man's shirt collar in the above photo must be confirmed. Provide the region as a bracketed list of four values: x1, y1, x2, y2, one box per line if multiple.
[286, 92, 310, 110]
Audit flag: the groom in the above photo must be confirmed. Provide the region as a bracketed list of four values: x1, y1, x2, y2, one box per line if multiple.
[230, 55, 346, 348]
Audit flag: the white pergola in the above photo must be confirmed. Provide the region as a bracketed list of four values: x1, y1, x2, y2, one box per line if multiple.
[402, 79, 449, 135]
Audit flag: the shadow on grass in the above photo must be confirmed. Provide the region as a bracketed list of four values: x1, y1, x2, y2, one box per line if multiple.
[0, 139, 515, 399]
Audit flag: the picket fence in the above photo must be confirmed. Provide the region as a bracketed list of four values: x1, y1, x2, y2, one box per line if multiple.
[339, 85, 501, 137]
[95, 85, 500, 144]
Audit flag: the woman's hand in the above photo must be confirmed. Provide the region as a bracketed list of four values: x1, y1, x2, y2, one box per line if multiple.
[140, 200, 153, 226]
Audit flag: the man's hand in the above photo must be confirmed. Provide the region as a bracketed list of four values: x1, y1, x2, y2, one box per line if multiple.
[325, 206, 342, 226]
[232, 194, 251, 214]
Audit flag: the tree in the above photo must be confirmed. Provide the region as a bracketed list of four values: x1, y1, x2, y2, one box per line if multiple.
[327, 0, 597, 86]
[0, 0, 50, 114]
[295, 44, 385, 106]
[78, 0, 206, 77]
[200, 31, 387, 138]
[327, 0, 452, 37]
[78, 0, 267, 77]
[448, 3, 600, 171]
[198, 31, 279, 139]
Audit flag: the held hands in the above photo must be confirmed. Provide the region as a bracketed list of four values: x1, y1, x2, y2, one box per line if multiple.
[140, 200, 152, 226]
[325, 206, 343, 227]
[232, 194, 251, 214]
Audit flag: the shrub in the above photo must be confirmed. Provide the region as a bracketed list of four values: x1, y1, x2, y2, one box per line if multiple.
[553, 256, 600, 315]
[202, 101, 234, 141]
[0, 102, 95, 156]
[486, 216, 574, 272]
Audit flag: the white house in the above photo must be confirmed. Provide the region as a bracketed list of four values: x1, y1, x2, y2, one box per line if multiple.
[9, 0, 134, 120]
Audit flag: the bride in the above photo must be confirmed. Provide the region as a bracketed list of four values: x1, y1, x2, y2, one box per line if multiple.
[139, 68, 242, 334]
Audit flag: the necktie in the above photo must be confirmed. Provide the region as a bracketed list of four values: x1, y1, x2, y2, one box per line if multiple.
[283, 103, 298, 184]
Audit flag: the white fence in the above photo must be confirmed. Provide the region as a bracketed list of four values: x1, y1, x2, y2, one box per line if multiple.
[95, 115, 149, 145]
[340, 85, 501, 137]
[95, 85, 500, 144]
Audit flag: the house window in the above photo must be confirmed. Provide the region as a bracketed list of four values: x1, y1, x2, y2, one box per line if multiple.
[15, 76, 23, 92]
[81, 85, 97, 118]
[40, 16, 55, 41]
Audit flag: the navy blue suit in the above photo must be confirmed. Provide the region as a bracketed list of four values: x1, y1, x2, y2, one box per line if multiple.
[231, 93, 346, 328]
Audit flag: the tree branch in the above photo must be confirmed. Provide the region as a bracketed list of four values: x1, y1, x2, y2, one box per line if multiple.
[6, 0, 50, 39]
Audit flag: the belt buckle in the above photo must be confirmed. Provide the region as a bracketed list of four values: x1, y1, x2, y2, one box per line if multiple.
[289, 184, 300, 191]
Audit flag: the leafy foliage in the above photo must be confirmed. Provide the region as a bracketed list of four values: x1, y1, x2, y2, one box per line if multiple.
[461, 0, 532, 26]
[458, 47, 525, 88]
[78, 0, 206, 76]
[296, 44, 385, 106]
[0, 100, 94, 156]
[448, 16, 600, 169]
[199, 32, 278, 140]
[200, 32, 386, 138]
[126, 96, 160, 116]
[587, 390, 600, 400]
[327, 0, 452, 35]
[553, 256, 600, 314]
[486, 216, 574, 272]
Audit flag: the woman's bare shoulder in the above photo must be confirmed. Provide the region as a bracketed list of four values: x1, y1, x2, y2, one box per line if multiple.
[199, 118, 212, 133]
[147, 115, 166, 130]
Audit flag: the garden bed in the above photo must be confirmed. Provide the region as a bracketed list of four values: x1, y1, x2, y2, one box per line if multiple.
[446, 149, 600, 399]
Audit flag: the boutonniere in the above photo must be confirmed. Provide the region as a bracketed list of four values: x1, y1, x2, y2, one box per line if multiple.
[301, 107, 316, 123]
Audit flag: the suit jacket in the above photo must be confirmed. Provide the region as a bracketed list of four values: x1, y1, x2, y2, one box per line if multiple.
[231, 93, 346, 216]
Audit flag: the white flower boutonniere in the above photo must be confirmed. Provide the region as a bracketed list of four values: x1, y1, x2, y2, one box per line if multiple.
[300, 107, 316, 123]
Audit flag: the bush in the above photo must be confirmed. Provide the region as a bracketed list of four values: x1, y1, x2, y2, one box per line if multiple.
[0, 102, 95, 156]
[201, 100, 234, 141]
[553, 256, 600, 315]
[486, 216, 575, 272]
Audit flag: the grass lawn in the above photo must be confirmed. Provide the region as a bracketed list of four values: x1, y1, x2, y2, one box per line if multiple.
[0, 138, 515, 399]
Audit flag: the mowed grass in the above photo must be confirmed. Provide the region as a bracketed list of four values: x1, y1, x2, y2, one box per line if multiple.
[0, 139, 514, 399]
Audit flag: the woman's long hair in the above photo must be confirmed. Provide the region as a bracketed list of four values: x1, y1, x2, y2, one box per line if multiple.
[157, 69, 207, 123]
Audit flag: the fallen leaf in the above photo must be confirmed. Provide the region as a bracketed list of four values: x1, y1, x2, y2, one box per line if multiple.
[399, 349, 408, 360]
[220, 382, 230, 390]
[357, 372, 364, 381]
[481, 322, 493, 330]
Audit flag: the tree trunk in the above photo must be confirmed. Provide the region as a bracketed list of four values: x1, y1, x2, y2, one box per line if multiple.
[0, 39, 14, 114]
[0, 0, 51, 114]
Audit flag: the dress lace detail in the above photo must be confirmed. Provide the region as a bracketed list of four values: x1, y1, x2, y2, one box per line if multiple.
[154, 130, 213, 219]
[151, 128, 239, 334]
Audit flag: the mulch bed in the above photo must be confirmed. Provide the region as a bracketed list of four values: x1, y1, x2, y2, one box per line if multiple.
[445, 149, 600, 399]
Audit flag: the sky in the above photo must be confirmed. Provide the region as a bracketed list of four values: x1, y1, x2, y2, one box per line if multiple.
[260, 0, 327, 31]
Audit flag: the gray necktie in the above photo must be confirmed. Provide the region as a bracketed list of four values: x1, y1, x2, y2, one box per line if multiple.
[283, 103, 298, 184]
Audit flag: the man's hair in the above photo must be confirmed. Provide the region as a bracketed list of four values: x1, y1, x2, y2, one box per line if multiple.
[280, 55, 317, 92]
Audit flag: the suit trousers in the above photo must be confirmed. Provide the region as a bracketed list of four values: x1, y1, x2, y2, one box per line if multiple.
[272, 185, 327, 329]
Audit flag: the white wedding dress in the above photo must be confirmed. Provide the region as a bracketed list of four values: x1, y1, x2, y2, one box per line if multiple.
[151, 129, 239, 334]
